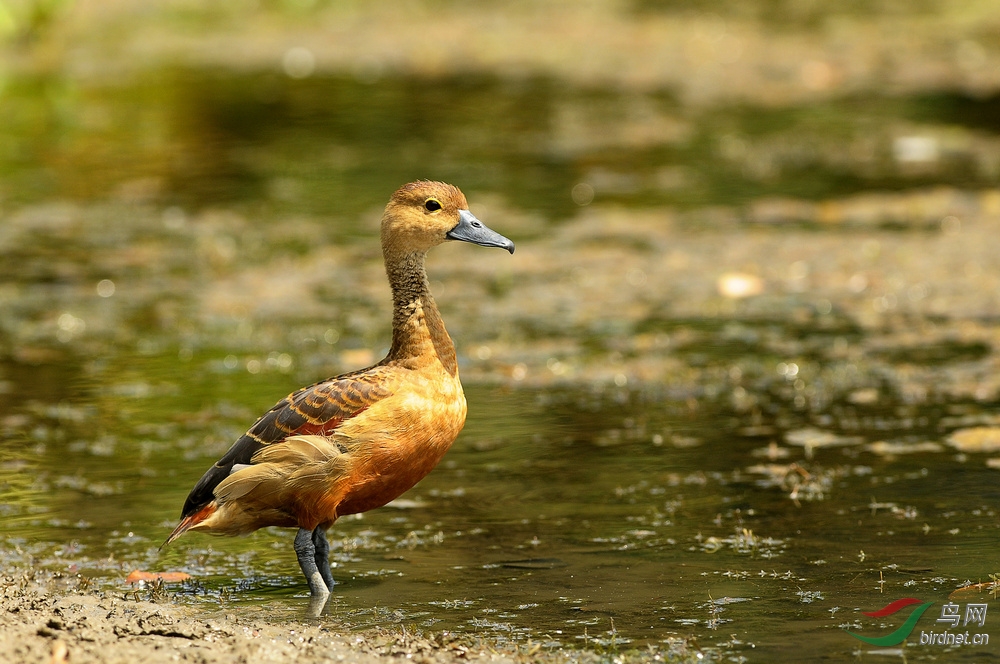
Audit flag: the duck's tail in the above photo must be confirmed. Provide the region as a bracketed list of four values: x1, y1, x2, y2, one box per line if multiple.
[160, 502, 217, 550]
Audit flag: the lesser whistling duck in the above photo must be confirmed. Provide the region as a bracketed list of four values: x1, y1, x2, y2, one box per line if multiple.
[163, 181, 514, 605]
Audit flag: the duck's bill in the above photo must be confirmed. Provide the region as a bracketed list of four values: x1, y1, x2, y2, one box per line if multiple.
[447, 210, 515, 254]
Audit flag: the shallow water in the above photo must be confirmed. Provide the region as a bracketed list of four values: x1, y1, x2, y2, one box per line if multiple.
[2, 64, 1000, 661]
[3, 349, 1000, 660]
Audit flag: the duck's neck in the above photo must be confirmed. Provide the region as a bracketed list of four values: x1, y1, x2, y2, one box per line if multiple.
[384, 249, 458, 376]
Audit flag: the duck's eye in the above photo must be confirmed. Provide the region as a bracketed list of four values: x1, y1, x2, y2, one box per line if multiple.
[424, 198, 442, 212]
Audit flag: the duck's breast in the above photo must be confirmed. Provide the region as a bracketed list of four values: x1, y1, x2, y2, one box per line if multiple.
[332, 370, 466, 516]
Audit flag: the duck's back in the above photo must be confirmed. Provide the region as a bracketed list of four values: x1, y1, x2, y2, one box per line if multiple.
[177, 355, 466, 536]
[179, 366, 395, 519]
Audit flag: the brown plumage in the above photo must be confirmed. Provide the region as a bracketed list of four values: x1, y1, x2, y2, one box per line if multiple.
[163, 181, 514, 606]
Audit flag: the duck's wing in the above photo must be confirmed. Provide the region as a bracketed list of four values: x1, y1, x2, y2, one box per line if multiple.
[179, 367, 393, 519]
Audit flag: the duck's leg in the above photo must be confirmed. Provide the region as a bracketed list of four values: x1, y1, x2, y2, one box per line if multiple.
[293, 527, 332, 600]
[312, 525, 336, 591]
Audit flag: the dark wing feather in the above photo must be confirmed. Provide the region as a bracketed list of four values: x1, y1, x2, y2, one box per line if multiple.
[180, 369, 393, 517]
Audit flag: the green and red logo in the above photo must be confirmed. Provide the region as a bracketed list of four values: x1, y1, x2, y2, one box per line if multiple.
[845, 598, 935, 646]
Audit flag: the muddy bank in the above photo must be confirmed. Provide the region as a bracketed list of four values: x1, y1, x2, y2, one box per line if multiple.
[3, 570, 679, 664]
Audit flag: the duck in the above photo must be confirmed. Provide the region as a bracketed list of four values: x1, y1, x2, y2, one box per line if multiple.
[162, 181, 514, 607]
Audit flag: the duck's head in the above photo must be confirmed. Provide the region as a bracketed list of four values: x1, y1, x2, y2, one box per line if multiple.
[382, 181, 515, 256]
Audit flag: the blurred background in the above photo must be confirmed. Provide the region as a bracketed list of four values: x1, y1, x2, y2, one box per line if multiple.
[4, 1, 1000, 659]
[1, 0, 1000, 375]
